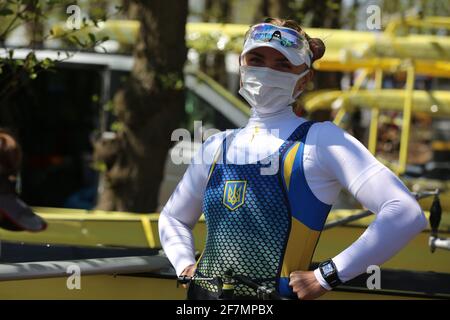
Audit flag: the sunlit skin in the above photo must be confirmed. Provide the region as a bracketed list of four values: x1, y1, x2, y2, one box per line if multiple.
[241, 46, 314, 97]
[180, 46, 328, 300]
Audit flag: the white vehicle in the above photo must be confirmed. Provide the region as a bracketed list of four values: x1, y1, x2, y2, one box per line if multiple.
[3, 48, 249, 210]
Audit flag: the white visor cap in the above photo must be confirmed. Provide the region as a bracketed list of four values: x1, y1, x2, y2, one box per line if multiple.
[241, 34, 312, 67]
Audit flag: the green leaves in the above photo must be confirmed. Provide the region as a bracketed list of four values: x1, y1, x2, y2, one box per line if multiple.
[41, 57, 54, 69]
[23, 51, 39, 79]
[0, 48, 55, 84]
[187, 31, 244, 54]
[157, 72, 185, 91]
[92, 161, 107, 172]
[88, 32, 96, 43]
[69, 35, 85, 47]
[110, 121, 124, 132]
[45, 0, 62, 5]
[67, 33, 110, 50]
[0, 0, 119, 102]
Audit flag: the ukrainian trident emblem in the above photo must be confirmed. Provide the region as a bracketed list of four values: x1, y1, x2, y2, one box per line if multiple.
[223, 180, 247, 211]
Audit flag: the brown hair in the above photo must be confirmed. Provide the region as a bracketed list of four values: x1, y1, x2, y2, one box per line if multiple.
[246, 17, 326, 63]
[0, 129, 22, 177]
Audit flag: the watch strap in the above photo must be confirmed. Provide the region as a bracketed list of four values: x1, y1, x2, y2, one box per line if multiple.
[318, 259, 342, 288]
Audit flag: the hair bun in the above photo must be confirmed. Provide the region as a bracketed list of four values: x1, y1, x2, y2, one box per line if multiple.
[308, 38, 326, 62]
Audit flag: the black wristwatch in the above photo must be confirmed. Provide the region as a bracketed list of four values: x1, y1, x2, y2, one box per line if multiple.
[318, 259, 342, 288]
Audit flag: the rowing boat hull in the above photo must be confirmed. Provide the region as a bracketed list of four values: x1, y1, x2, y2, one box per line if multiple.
[0, 240, 448, 300]
[0, 278, 413, 300]
[0, 208, 448, 299]
[0, 272, 442, 300]
[1, 208, 448, 273]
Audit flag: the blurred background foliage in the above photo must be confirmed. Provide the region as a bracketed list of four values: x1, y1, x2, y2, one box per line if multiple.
[2, 0, 449, 92]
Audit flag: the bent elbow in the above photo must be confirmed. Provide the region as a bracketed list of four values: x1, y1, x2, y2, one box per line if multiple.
[386, 196, 428, 235]
[417, 209, 429, 233]
[158, 212, 178, 245]
[158, 210, 168, 230]
[158, 213, 167, 242]
[406, 198, 428, 234]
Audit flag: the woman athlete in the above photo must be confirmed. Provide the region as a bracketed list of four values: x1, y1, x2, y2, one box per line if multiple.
[159, 18, 427, 300]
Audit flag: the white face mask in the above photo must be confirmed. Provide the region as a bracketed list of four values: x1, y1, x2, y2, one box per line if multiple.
[238, 65, 309, 114]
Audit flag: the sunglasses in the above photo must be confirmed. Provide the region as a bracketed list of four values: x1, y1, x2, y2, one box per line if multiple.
[249, 23, 308, 50]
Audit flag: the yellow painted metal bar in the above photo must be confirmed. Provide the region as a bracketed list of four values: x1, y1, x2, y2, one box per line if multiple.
[333, 69, 370, 126]
[378, 114, 403, 127]
[32, 206, 160, 221]
[368, 111, 379, 154]
[368, 70, 383, 154]
[140, 216, 156, 248]
[333, 108, 347, 126]
[432, 141, 450, 151]
[397, 62, 416, 175]
[314, 58, 450, 78]
[351, 69, 370, 93]
[49, 20, 450, 77]
[303, 89, 450, 116]
[386, 16, 450, 35]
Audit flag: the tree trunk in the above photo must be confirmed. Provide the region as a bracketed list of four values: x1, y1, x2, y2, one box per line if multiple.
[95, 0, 188, 212]
[25, 0, 44, 49]
[256, 0, 291, 21]
[199, 0, 230, 87]
[268, 0, 291, 18]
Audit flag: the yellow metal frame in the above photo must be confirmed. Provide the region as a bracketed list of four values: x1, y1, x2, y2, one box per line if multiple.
[333, 69, 370, 127]
[368, 69, 383, 154]
[0, 206, 447, 250]
[327, 60, 427, 175]
[397, 62, 415, 175]
[329, 66, 425, 175]
[140, 216, 156, 248]
[50, 17, 450, 77]
[385, 16, 450, 35]
[0, 273, 433, 300]
[318, 16, 449, 175]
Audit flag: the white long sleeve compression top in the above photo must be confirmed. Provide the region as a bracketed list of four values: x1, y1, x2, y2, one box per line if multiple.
[158, 105, 427, 290]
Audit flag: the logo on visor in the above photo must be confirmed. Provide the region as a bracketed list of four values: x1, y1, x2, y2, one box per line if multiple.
[223, 180, 247, 211]
[271, 31, 282, 41]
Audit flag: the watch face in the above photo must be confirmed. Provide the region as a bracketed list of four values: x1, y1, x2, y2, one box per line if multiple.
[322, 263, 334, 276]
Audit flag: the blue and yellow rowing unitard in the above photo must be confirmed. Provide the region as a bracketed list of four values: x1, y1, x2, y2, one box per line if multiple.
[191, 121, 332, 299]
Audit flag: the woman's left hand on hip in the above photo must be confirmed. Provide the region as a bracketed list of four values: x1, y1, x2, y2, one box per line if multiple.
[289, 270, 328, 300]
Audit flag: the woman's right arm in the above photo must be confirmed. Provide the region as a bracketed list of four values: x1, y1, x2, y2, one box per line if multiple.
[158, 133, 224, 276]
[158, 179, 203, 276]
